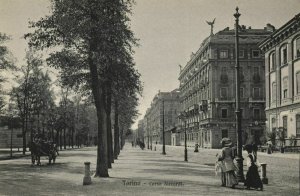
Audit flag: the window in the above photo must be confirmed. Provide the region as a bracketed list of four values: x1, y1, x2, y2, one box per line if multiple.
[240, 88, 244, 98]
[296, 115, 300, 137]
[240, 67, 244, 81]
[293, 37, 300, 59]
[253, 108, 260, 120]
[207, 130, 210, 142]
[253, 67, 259, 75]
[272, 82, 277, 102]
[221, 67, 227, 73]
[222, 129, 228, 138]
[204, 130, 208, 142]
[271, 117, 276, 130]
[220, 50, 228, 59]
[269, 52, 275, 71]
[282, 77, 288, 99]
[297, 72, 300, 94]
[239, 50, 244, 58]
[283, 116, 288, 138]
[281, 44, 287, 65]
[253, 67, 260, 82]
[252, 50, 260, 58]
[253, 87, 260, 98]
[220, 88, 228, 99]
[221, 108, 228, 118]
[220, 67, 228, 83]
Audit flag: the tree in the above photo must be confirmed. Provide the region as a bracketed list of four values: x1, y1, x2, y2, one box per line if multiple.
[10, 52, 55, 154]
[25, 0, 139, 177]
[0, 33, 15, 70]
[0, 33, 16, 114]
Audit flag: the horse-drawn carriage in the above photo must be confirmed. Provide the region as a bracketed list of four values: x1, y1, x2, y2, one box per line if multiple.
[29, 136, 59, 165]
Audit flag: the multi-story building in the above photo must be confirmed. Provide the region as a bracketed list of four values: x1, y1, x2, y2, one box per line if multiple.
[143, 89, 180, 148]
[259, 14, 300, 142]
[178, 25, 273, 148]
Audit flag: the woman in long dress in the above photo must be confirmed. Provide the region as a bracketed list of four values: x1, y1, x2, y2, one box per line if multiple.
[218, 138, 238, 188]
[244, 144, 263, 191]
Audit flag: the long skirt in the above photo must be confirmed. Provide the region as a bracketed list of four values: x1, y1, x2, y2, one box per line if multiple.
[225, 170, 238, 187]
[244, 165, 263, 189]
[221, 172, 226, 186]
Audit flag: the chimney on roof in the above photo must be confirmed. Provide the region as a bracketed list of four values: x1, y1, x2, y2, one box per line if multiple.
[264, 23, 275, 32]
[190, 52, 195, 59]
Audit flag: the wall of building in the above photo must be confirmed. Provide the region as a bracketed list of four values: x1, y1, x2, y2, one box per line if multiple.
[0, 127, 27, 148]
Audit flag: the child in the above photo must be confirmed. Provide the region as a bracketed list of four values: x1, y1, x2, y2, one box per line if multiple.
[244, 144, 263, 191]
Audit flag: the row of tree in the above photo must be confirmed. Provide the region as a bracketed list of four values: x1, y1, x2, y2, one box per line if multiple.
[24, 0, 142, 177]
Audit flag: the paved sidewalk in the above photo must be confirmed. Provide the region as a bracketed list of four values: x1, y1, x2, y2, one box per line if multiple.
[0, 144, 298, 196]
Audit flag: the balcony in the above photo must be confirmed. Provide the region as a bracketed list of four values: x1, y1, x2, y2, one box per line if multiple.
[199, 100, 208, 111]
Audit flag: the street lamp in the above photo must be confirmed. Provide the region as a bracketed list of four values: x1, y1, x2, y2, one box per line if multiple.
[162, 99, 166, 155]
[179, 112, 188, 162]
[234, 7, 245, 182]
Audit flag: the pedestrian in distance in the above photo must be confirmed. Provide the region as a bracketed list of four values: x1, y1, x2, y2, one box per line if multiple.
[244, 144, 263, 191]
[217, 138, 238, 189]
[266, 140, 272, 154]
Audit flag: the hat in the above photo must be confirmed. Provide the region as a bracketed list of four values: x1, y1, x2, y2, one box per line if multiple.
[243, 144, 253, 152]
[221, 138, 232, 147]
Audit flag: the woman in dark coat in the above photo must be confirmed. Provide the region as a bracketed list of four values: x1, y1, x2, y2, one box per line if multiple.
[244, 144, 263, 191]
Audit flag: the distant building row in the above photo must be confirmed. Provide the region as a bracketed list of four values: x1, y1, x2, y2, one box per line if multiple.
[137, 14, 300, 149]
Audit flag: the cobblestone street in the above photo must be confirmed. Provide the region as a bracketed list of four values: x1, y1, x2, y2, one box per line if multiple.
[0, 144, 298, 196]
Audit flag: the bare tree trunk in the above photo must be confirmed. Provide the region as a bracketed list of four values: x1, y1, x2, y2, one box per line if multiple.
[59, 130, 62, 150]
[71, 127, 74, 148]
[120, 127, 124, 151]
[114, 100, 120, 159]
[22, 118, 26, 155]
[95, 90, 109, 177]
[63, 128, 66, 149]
[88, 40, 108, 177]
[106, 82, 113, 168]
[51, 128, 54, 142]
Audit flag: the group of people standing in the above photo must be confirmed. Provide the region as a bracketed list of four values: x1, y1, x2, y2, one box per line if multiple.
[216, 138, 263, 191]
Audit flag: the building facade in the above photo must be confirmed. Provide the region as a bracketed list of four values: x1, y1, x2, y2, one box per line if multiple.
[178, 25, 273, 148]
[259, 14, 300, 142]
[143, 89, 180, 148]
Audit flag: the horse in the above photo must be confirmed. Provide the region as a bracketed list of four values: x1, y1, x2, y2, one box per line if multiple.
[29, 140, 58, 165]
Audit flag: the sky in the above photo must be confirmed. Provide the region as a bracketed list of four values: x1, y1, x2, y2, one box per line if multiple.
[0, 0, 300, 129]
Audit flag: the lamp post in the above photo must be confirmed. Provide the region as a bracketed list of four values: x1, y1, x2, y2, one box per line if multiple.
[184, 118, 187, 162]
[179, 112, 188, 162]
[162, 99, 166, 155]
[234, 7, 245, 182]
